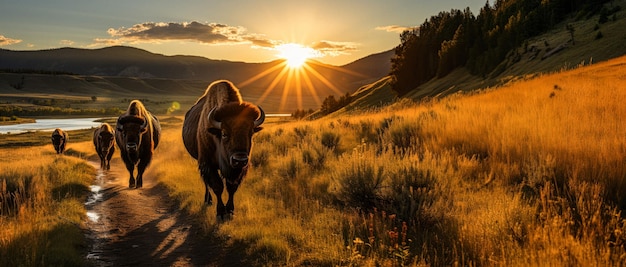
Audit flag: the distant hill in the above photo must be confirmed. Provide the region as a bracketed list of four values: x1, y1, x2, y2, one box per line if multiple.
[0, 46, 393, 112]
[340, 50, 394, 85]
[0, 46, 391, 82]
[343, 0, 626, 113]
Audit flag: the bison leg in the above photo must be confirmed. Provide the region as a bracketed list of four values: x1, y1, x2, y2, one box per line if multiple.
[135, 157, 152, 189]
[225, 182, 240, 215]
[106, 151, 113, 170]
[122, 157, 136, 188]
[128, 173, 136, 188]
[204, 185, 212, 205]
[128, 174, 136, 188]
[206, 171, 226, 217]
[135, 167, 145, 188]
[199, 167, 218, 205]
[136, 173, 143, 188]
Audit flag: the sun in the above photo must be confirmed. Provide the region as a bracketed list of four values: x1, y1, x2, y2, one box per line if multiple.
[276, 43, 318, 68]
[239, 41, 363, 112]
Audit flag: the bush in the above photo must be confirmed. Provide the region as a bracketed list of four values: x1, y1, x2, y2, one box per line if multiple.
[334, 156, 385, 211]
[382, 119, 420, 152]
[301, 145, 327, 169]
[320, 131, 340, 150]
[251, 148, 269, 168]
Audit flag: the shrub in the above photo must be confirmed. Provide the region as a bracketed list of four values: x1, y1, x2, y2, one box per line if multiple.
[278, 157, 301, 180]
[320, 131, 340, 150]
[334, 153, 385, 211]
[595, 30, 604, 39]
[301, 144, 327, 170]
[293, 125, 309, 141]
[251, 147, 269, 168]
[381, 118, 420, 152]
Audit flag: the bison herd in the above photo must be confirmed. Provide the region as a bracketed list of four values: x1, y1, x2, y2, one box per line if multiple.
[50, 80, 265, 218]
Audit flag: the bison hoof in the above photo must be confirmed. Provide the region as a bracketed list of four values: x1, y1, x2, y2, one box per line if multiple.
[217, 213, 233, 222]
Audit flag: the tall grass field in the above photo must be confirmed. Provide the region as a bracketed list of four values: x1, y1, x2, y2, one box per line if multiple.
[150, 56, 626, 266]
[0, 145, 94, 266]
[1, 55, 625, 266]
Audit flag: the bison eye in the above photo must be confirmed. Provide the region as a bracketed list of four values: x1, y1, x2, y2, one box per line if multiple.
[221, 131, 229, 139]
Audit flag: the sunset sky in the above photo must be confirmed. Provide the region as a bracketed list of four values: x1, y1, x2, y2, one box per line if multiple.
[0, 0, 490, 66]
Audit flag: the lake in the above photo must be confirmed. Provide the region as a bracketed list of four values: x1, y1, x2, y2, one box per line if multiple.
[0, 118, 106, 134]
[0, 114, 291, 135]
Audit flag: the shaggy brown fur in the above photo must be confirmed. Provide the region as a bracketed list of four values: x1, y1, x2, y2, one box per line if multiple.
[93, 123, 116, 170]
[51, 128, 68, 154]
[182, 80, 264, 218]
[115, 100, 161, 188]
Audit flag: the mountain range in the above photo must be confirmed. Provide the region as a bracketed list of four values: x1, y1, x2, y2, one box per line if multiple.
[0, 46, 393, 112]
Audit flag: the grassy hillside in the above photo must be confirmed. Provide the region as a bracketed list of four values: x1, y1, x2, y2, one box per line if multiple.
[413, 0, 625, 97]
[142, 54, 626, 265]
[348, 0, 626, 109]
[339, 76, 396, 112]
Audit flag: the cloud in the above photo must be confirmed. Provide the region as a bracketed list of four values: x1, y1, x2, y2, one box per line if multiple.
[375, 25, 418, 33]
[90, 38, 124, 47]
[98, 21, 268, 46]
[247, 35, 277, 48]
[0, 35, 22, 46]
[93, 21, 359, 58]
[311, 40, 358, 56]
[60, 40, 75, 46]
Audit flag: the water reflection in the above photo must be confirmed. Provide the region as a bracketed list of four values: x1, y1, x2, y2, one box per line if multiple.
[86, 211, 100, 222]
[0, 118, 106, 134]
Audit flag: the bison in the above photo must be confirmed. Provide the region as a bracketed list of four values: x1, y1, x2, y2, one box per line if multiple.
[51, 128, 68, 154]
[115, 100, 161, 188]
[182, 80, 265, 218]
[93, 123, 116, 170]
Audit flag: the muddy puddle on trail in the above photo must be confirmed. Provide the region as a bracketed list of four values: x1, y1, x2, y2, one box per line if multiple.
[81, 160, 241, 267]
[84, 167, 120, 266]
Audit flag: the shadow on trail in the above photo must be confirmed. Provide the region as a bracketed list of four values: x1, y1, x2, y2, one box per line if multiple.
[76, 153, 256, 267]
[105, 184, 250, 267]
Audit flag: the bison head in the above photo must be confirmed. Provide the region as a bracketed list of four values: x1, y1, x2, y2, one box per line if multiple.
[208, 103, 265, 169]
[51, 132, 65, 150]
[116, 116, 148, 156]
[98, 130, 115, 155]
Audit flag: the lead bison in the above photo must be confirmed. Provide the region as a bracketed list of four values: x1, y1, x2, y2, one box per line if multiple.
[115, 100, 161, 188]
[51, 128, 68, 154]
[182, 80, 265, 218]
[93, 123, 115, 170]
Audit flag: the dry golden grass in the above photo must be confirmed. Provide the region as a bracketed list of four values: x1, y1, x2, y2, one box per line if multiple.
[2, 55, 625, 266]
[0, 143, 94, 266]
[147, 56, 626, 266]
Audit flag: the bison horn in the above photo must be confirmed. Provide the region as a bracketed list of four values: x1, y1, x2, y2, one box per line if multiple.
[141, 116, 148, 129]
[254, 106, 265, 127]
[207, 107, 221, 129]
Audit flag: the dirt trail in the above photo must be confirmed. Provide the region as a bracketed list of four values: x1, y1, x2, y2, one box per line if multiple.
[83, 157, 244, 267]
